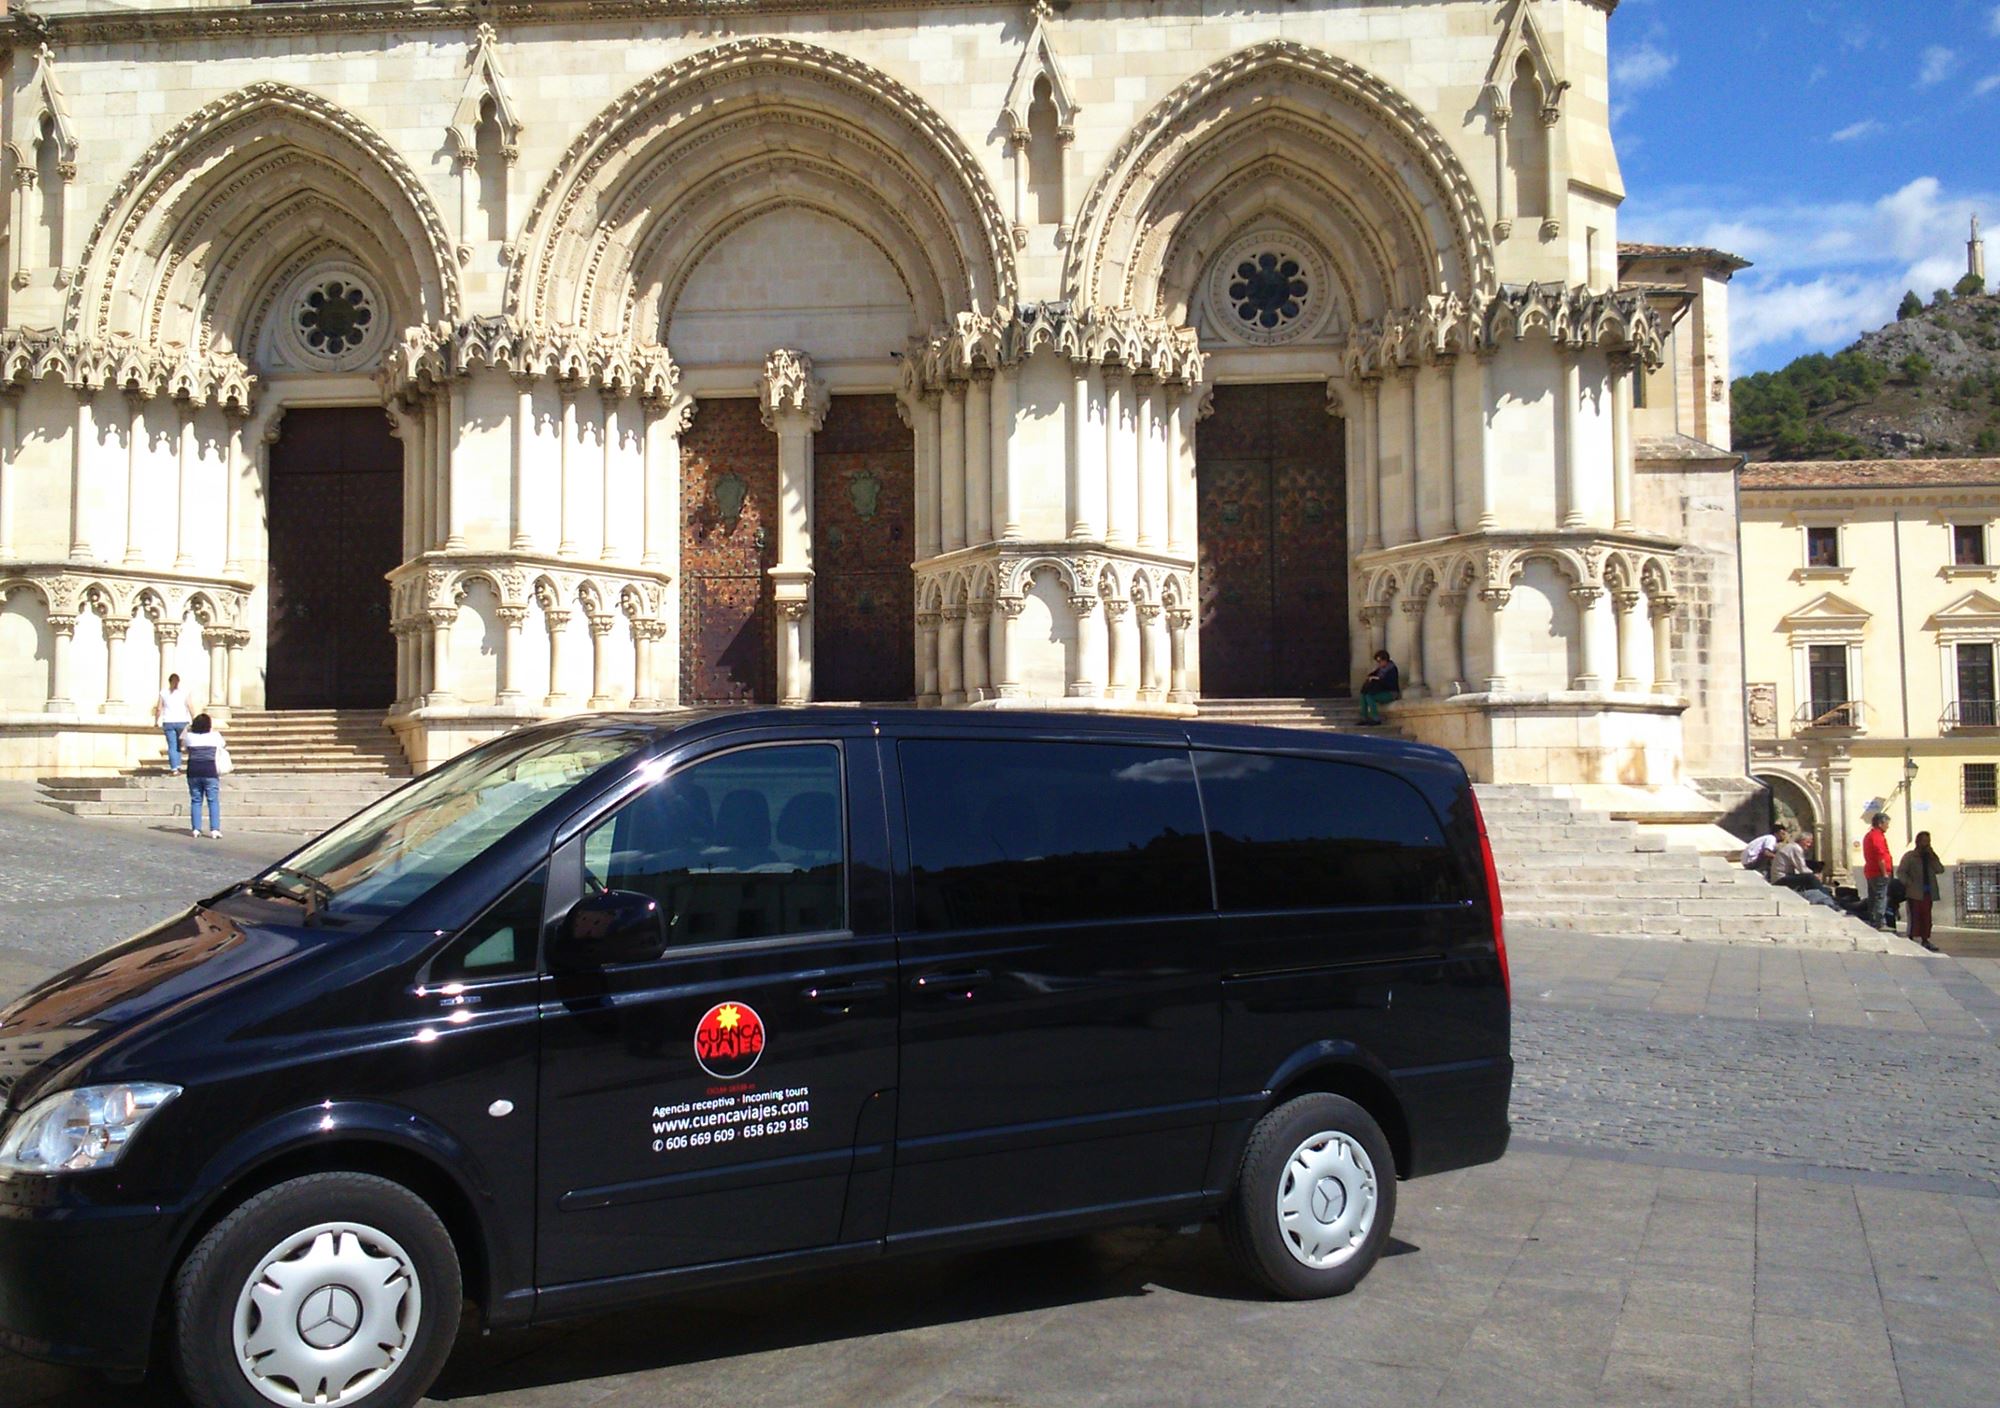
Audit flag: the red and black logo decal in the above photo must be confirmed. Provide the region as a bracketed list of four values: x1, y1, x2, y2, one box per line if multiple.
[694, 1001, 766, 1079]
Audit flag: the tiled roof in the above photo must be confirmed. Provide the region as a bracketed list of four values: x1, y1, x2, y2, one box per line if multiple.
[1618, 243, 1753, 273]
[1739, 458, 2000, 490]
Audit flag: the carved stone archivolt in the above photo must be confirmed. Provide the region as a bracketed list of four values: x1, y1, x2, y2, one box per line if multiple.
[378, 316, 685, 411]
[1342, 285, 1666, 379]
[0, 329, 255, 410]
[906, 301, 1206, 390]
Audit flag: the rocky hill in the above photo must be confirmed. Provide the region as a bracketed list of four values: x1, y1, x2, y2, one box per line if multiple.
[1733, 286, 2000, 461]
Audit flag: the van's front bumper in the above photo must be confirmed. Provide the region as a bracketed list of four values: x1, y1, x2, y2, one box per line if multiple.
[0, 1187, 175, 1377]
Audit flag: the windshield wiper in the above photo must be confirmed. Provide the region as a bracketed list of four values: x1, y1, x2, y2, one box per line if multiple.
[249, 865, 335, 914]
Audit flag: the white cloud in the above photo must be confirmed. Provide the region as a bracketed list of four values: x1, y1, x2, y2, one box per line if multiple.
[1990, 3, 2000, 37]
[1977, 72, 2000, 98]
[1612, 42, 1679, 92]
[1623, 177, 1998, 366]
[1918, 45, 1958, 87]
[1831, 119, 1885, 142]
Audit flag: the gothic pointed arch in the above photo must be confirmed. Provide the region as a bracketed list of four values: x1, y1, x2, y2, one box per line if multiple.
[1002, 9, 1080, 141]
[1484, 0, 1567, 118]
[448, 23, 523, 163]
[1065, 40, 1494, 325]
[6, 44, 77, 176]
[508, 39, 1016, 337]
[69, 83, 460, 360]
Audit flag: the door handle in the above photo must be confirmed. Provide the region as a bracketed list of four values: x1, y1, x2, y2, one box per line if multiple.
[912, 969, 992, 1001]
[801, 980, 888, 1013]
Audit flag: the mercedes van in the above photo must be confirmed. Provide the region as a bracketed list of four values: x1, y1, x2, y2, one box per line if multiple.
[0, 709, 1510, 1408]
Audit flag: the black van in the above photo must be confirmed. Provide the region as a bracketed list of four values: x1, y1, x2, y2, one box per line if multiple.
[0, 709, 1509, 1408]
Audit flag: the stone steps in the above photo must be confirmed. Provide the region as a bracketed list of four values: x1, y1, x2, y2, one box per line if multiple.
[1475, 784, 1915, 953]
[154, 710, 411, 777]
[1195, 697, 1405, 736]
[39, 772, 405, 829]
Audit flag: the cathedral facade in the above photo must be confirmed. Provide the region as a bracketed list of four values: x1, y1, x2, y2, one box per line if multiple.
[0, 0, 1743, 787]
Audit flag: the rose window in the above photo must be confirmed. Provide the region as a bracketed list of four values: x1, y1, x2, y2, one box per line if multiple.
[1228, 253, 1309, 331]
[297, 280, 375, 359]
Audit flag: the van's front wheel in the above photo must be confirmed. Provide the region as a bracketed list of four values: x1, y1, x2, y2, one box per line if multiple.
[173, 1172, 462, 1408]
[1222, 1093, 1396, 1299]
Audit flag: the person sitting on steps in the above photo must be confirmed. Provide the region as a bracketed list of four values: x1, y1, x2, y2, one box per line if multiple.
[1358, 650, 1400, 726]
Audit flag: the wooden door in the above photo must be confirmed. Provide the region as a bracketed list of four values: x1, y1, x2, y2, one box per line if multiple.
[812, 395, 915, 702]
[1196, 383, 1349, 698]
[680, 399, 778, 704]
[266, 407, 401, 709]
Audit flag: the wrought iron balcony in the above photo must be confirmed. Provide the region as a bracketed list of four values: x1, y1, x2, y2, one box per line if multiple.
[1943, 700, 1999, 730]
[1794, 700, 1864, 731]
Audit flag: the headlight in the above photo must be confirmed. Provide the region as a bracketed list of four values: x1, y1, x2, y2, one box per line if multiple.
[0, 1083, 181, 1175]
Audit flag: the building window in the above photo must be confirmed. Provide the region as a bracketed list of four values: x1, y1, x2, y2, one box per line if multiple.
[1959, 643, 1997, 727]
[1958, 863, 2000, 930]
[1954, 524, 1989, 567]
[1805, 526, 1841, 569]
[1806, 644, 1853, 725]
[1965, 763, 1999, 811]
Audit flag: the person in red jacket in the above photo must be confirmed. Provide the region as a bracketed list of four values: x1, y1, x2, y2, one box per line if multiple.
[1862, 812, 1895, 930]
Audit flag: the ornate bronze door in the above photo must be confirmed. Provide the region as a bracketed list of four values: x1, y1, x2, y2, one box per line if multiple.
[266, 407, 401, 709]
[812, 395, 915, 702]
[681, 399, 778, 704]
[1196, 383, 1349, 698]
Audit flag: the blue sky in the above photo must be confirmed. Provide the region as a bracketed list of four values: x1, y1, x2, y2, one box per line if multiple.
[1611, 0, 2000, 374]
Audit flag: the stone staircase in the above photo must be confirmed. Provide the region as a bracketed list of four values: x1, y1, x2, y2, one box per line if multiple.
[1197, 697, 1383, 732]
[37, 710, 413, 835]
[1476, 785, 1916, 953]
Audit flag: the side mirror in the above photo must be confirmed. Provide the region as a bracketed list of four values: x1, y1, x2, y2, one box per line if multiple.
[553, 890, 668, 969]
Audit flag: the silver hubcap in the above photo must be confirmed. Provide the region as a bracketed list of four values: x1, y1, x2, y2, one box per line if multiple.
[1276, 1130, 1378, 1270]
[232, 1222, 423, 1407]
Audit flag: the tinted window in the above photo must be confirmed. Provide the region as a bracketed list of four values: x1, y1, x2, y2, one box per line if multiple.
[900, 739, 1209, 930]
[1193, 750, 1460, 910]
[584, 744, 845, 945]
[431, 863, 548, 982]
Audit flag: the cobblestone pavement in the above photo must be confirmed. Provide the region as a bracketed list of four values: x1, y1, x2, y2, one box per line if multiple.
[1, 826, 1998, 1405]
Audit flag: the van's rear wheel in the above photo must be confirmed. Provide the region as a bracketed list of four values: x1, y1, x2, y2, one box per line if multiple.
[1222, 1093, 1396, 1299]
[173, 1172, 461, 1408]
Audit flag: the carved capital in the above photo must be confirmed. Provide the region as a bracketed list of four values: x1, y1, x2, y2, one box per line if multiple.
[1649, 596, 1679, 621]
[940, 604, 967, 623]
[542, 609, 572, 634]
[1613, 590, 1642, 616]
[759, 348, 830, 432]
[101, 617, 132, 642]
[496, 606, 531, 628]
[917, 610, 941, 630]
[994, 596, 1027, 620]
[1103, 598, 1131, 621]
[966, 599, 993, 621]
[1569, 586, 1604, 609]
[1166, 609, 1193, 631]
[1067, 594, 1098, 619]
[1479, 588, 1512, 610]
[153, 622, 181, 645]
[586, 613, 617, 637]
[425, 607, 459, 630]
[1135, 602, 1162, 623]
[778, 600, 810, 623]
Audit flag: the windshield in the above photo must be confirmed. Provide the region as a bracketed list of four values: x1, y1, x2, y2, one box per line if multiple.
[265, 725, 653, 918]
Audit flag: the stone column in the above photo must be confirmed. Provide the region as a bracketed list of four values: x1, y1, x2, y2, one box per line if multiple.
[415, 619, 435, 701]
[1650, 597, 1678, 694]
[1560, 354, 1586, 530]
[1403, 369, 1422, 546]
[1136, 602, 1163, 699]
[1610, 353, 1636, 532]
[388, 405, 419, 560]
[1437, 591, 1467, 692]
[586, 612, 616, 708]
[223, 408, 248, 576]
[916, 390, 943, 558]
[1359, 378, 1383, 551]
[938, 604, 965, 706]
[46, 613, 77, 712]
[543, 609, 571, 707]
[1165, 386, 1191, 556]
[496, 605, 528, 703]
[101, 617, 130, 712]
[427, 607, 457, 704]
[1104, 370, 1132, 546]
[991, 596, 1022, 700]
[761, 349, 829, 705]
[601, 392, 625, 561]
[1480, 589, 1511, 693]
[1134, 375, 1158, 549]
[1440, 356, 1462, 536]
[939, 379, 966, 553]
[917, 608, 941, 706]
[1068, 364, 1096, 540]
[1476, 353, 1501, 530]
[639, 394, 689, 569]
[0, 387, 18, 558]
[1104, 597, 1133, 698]
[203, 628, 230, 710]
[224, 630, 248, 710]
[1400, 597, 1427, 696]
[1613, 589, 1642, 691]
[1570, 585, 1606, 691]
[1166, 608, 1192, 702]
[512, 376, 537, 551]
[963, 599, 991, 702]
[557, 384, 580, 556]
[8, 169, 30, 290]
[171, 399, 197, 570]
[443, 381, 467, 549]
[632, 620, 665, 709]
[964, 369, 992, 545]
[154, 621, 179, 695]
[1069, 591, 1102, 697]
[1492, 102, 1513, 241]
[992, 366, 1018, 539]
[123, 394, 145, 565]
[70, 393, 98, 562]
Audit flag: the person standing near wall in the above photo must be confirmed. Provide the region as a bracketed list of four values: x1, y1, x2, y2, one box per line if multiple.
[154, 672, 191, 775]
[1897, 831, 1946, 952]
[181, 712, 227, 840]
[1863, 812, 1895, 931]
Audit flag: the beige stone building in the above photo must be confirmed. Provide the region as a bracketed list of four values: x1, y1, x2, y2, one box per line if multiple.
[0, 0, 1744, 790]
[1741, 459, 2000, 926]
